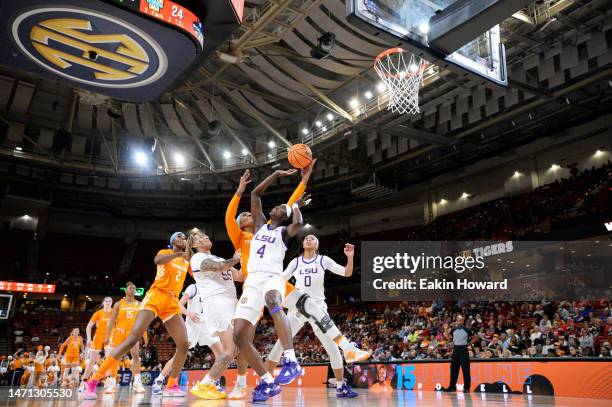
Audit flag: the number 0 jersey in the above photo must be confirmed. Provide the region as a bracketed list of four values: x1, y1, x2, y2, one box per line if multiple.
[283, 254, 346, 301]
[190, 252, 237, 299]
[248, 224, 287, 276]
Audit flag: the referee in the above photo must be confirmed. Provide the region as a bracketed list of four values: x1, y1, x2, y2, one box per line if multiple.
[442, 315, 477, 392]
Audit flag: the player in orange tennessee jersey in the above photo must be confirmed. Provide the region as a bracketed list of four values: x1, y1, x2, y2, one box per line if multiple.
[81, 297, 113, 388]
[225, 162, 368, 398]
[58, 328, 83, 386]
[84, 232, 192, 399]
[101, 281, 148, 394]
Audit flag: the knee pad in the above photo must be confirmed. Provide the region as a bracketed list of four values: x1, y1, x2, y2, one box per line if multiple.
[295, 293, 312, 318]
[296, 293, 334, 334]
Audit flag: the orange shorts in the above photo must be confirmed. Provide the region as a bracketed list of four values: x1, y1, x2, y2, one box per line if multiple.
[139, 287, 181, 322]
[91, 334, 105, 351]
[34, 363, 44, 373]
[110, 327, 128, 348]
[64, 353, 79, 364]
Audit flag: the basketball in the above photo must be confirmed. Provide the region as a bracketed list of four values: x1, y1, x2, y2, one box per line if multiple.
[288, 144, 313, 169]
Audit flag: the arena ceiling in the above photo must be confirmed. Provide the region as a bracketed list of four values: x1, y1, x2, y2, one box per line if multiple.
[0, 0, 611, 218]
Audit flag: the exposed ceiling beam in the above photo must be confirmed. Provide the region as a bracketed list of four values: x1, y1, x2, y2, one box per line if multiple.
[358, 122, 457, 146]
[216, 82, 292, 147]
[271, 57, 354, 122]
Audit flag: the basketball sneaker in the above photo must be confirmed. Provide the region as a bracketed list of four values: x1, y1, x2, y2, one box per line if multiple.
[344, 347, 370, 364]
[337, 382, 359, 398]
[228, 384, 247, 400]
[82, 379, 99, 400]
[190, 383, 226, 400]
[78, 381, 85, 393]
[163, 384, 186, 398]
[152, 376, 164, 396]
[133, 382, 145, 393]
[251, 381, 281, 402]
[274, 358, 301, 385]
[103, 377, 116, 394]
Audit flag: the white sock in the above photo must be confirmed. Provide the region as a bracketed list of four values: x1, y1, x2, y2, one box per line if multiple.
[336, 380, 344, 389]
[283, 349, 297, 362]
[237, 374, 246, 388]
[156, 373, 166, 382]
[336, 337, 354, 353]
[201, 374, 213, 385]
[133, 374, 141, 385]
[261, 372, 274, 384]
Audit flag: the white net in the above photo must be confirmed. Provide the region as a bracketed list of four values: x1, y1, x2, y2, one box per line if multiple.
[374, 48, 427, 115]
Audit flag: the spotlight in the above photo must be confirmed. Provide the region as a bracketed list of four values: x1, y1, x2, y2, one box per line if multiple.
[513, 171, 521, 178]
[364, 91, 373, 99]
[174, 153, 184, 166]
[223, 150, 231, 159]
[460, 192, 470, 199]
[419, 22, 429, 34]
[15, 146, 23, 151]
[326, 113, 334, 121]
[268, 141, 276, 149]
[377, 82, 386, 92]
[550, 164, 561, 171]
[594, 149, 606, 158]
[310, 32, 336, 59]
[439, 199, 447, 204]
[241, 148, 248, 156]
[349, 98, 359, 109]
[302, 128, 309, 135]
[134, 151, 147, 166]
[315, 121, 322, 128]
[322, 126, 327, 131]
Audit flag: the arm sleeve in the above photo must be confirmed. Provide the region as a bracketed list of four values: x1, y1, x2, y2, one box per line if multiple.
[322, 255, 346, 276]
[283, 258, 299, 281]
[225, 194, 243, 249]
[286, 182, 306, 206]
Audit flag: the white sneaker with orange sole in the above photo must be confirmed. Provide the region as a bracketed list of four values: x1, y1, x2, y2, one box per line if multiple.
[344, 347, 371, 364]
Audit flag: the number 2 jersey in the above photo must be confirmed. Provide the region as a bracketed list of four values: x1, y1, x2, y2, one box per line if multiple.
[248, 224, 287, 277]
[190, 252, 237, 299]
[283, 254, 346, 301]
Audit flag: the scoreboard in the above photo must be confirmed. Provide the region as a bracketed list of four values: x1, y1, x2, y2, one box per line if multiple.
[0, 0, 244, 102]
[109, 0, 204, 49]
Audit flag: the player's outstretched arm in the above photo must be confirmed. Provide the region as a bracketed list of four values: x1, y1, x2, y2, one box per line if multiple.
[286, 159, 317, 206]
[230, 267, 245, 282]
[226, 170, 251, 248]
[154, 250, 187, 265]
[251, 169, 297, 228]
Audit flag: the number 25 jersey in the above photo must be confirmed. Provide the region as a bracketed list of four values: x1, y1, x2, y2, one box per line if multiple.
[248, 224, 287, 276]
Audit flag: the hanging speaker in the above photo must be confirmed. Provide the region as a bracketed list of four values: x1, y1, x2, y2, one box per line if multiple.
[206, 120, 223, 138]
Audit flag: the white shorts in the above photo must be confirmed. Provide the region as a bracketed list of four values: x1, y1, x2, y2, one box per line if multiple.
[202, 295, 237, 333]
[186, 315, 219, 348]
[234, 274, 286, 326]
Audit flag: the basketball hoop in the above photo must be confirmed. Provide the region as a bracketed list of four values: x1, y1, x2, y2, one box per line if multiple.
[374, 48, 428, 115]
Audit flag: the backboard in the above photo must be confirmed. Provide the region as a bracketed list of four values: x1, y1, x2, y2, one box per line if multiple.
[347, 0, 507, 86]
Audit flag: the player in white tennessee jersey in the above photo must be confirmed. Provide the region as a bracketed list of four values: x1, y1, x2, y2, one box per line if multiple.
[233, 168, 309, 402]
[266, 235, 360, 398]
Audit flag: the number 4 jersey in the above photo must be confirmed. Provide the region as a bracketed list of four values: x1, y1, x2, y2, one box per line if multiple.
[190, 252, 237, 299]
[248, 224, 287, 277]
[283, 254, 346, 301]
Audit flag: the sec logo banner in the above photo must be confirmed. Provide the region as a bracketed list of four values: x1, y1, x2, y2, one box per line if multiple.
[11, 7, 167, 89]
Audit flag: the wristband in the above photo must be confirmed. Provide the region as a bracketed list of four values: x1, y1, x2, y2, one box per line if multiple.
[292, 203, 299, 211]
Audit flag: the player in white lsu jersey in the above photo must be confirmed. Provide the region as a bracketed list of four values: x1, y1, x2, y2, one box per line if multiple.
[266, 234, 360, 398]
[232, 168, 308, 402]
[154, 231, 242, 400]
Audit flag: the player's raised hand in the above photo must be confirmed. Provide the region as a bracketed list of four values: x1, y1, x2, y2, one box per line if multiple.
[344, 243, 355, 258]
[296, 193, 312, 208]
[276, 169, 298, 177]
[236, 169, 251, 195]
[301, 158, 318, 183]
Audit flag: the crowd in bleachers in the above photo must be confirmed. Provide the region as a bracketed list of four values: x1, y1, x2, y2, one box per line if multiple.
[1, 162, 610, 370]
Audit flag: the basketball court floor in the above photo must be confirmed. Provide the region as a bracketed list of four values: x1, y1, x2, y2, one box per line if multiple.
[2, 387, 609, 406]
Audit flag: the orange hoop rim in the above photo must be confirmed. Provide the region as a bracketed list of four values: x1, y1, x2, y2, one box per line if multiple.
[374, 48, 430, 79]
